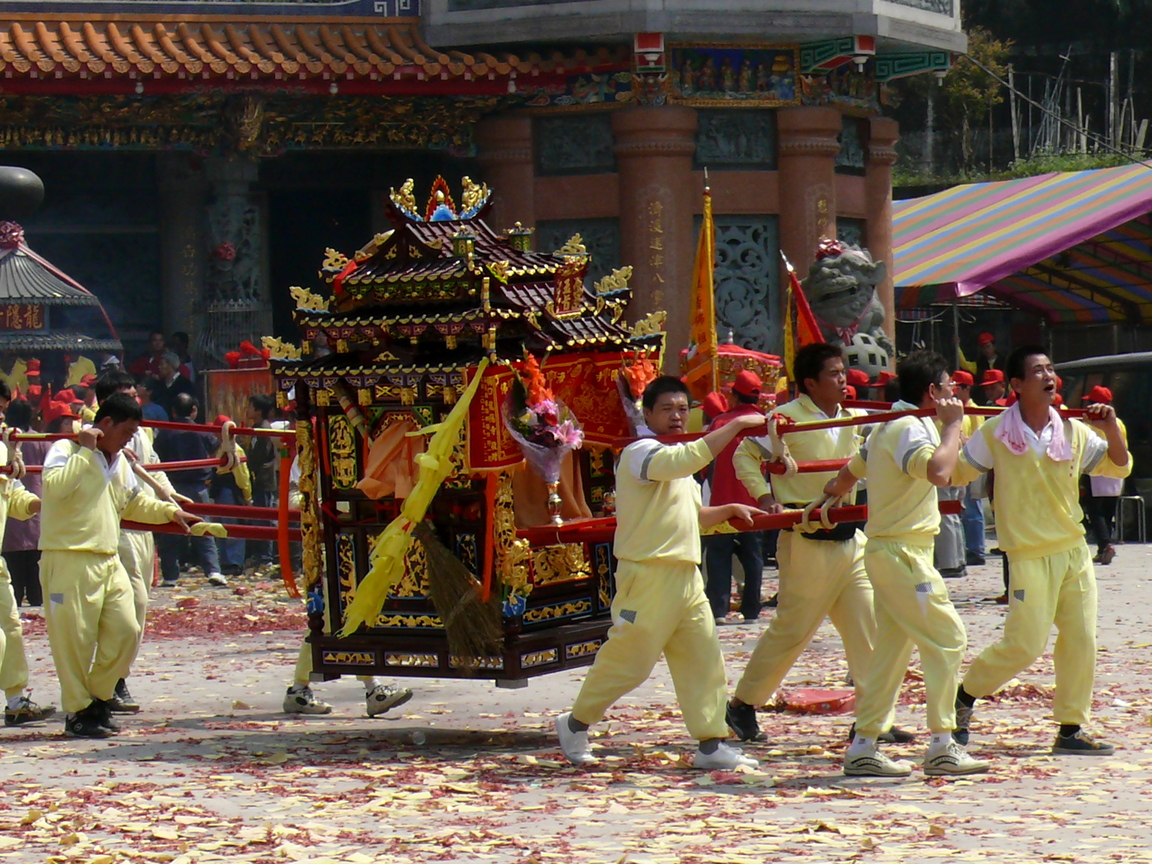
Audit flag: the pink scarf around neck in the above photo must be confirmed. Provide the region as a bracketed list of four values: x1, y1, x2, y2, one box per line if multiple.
[993, 402, 1072, 461]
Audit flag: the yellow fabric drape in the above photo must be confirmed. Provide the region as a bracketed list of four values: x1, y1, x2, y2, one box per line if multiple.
[339, 357, 490, 635]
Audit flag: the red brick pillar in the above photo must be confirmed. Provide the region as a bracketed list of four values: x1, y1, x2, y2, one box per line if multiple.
[866, 116, 900, 344]
[476, 114, 535, 234]
[776, 107, 842, 280]
[611, 105, 698, 371]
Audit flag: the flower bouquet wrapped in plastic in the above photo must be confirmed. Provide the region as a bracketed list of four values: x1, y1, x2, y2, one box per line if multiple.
[503, 354, 584, 525]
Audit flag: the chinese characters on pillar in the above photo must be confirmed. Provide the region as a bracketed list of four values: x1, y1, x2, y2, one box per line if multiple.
[816, 196, 830, 241]
[648, 200, 666, 306]
[551, 259, 585, 316]
[0, 304, 44, 331]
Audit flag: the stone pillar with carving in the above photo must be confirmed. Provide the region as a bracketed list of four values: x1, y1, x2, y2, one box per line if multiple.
[866, 117, 900, 345]
[612, 105, 697, 369]
[476, 115, 535, 236]
[158, 153, 207, 344]
[777, 107, 842, 278]
[197, 154, 271, 369]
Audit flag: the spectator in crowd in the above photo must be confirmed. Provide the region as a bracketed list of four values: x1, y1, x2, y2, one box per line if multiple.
[244, 394, 279, 567]
[137, 377, 168, 422]
[980, 369, 1006, 406]
[703, 371, 767, 624]
[1081, 386, 1125, 566]
[951, 370, 988, 566]
[154, 394, 227, 588]
[65, 354, 98, 388]
[1, 399, 46, 607]
[129, 332, 169, 380]
[154, 353, 195, 417]
[169, 332, 195, 383]
[22, 358, 41, 403]
[209, 414, 251, 578]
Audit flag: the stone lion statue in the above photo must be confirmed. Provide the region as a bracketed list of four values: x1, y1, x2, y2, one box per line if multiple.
[802, 239, 892, 361]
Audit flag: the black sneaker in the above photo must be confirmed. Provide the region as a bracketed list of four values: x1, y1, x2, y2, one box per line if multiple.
[91, 699, 122, 734]
[847, 723, 917, 744]
[5, 695, 57, 726]
[65, 705, 114, 739]
[107, 679, 141, 714]
[1052, 729, 1115, 756]
[953, 701, 974, 746]
[966, 551, 986, 566]
[726, 701, 765, 742]
[765, 593, 779, 609]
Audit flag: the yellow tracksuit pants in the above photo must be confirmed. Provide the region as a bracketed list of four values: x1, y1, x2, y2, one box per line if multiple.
[118, 530, 154, 672]
[42, 550, 141, 714]
[293, 639, 374, 687]
[0, 562, 28, 699]
[734, 530, 877, 707]
[571, 560, 729, 741]
[855, 540, 967, 736]
[963, 543, 1097, 726]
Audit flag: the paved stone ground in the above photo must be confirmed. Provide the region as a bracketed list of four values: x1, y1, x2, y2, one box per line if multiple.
[3, 545, 1152, 864]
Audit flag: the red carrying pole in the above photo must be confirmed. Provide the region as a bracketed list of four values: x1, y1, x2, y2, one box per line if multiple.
[143, 419, 294, 439]
[182, 502, 301, 522]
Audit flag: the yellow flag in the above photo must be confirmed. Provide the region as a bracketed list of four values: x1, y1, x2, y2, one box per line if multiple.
[339, 356, 490, 635]
[684, 186, 717, 400]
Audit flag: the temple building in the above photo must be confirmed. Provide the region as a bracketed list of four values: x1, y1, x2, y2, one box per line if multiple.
[0, 0, 964, 365]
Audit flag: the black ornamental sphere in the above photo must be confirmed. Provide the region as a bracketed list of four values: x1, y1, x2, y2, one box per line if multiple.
[0, 167, 44, 220]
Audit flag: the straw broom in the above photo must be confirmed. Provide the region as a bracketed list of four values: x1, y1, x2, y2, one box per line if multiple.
[412, 521, 503, 672]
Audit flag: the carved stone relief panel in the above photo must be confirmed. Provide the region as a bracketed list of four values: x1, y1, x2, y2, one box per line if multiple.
[535, 114, 615, 176]
[694, 109, 777, 169]
[536, 218, 621, 286]
[837, 217, 866, 248]
[836, 115, 867, 175]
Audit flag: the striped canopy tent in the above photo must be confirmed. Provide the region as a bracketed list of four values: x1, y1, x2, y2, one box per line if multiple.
[893, 163, 1152, 324]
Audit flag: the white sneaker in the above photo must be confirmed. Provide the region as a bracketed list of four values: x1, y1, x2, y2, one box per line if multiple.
[366, 684, 413, 717]
[843, 744, 913, 777]
[692, 741, 758, 770]
[924, 741, 991, 776]
[555, 712, 596, 764]
[282, 686, 332, 715]
[207, 572, 228, 587]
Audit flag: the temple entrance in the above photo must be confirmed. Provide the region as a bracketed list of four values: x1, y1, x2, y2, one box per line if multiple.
[262, 150, 480, 340]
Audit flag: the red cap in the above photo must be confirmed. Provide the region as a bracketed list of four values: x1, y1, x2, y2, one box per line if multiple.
[1085, 385, 1113, 404]
[732, 369, 762, 397]
[846, 368, 870, 387]
[214, 414, 233, 426]
[25, 359, 40, 373]
[700, 392, 728, 419]
[80, 374, 97, 386]
[876, 370, 896, 384]
[42, 401, 78, 426]
[977, 332, 995, 346]
[844, 385, 857, 400]
[981, 369, 1005, 386]
[951, 370, 974, 387]
[53, 388, 74, 403]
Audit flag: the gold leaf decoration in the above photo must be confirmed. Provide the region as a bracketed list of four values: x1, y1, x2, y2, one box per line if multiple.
[289, 285, 330, 312]
[261, 336, 302, 361]
[594, 266, 633, 294]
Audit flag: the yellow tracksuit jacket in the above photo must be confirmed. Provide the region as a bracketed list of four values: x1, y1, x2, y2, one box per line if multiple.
[0, 442, 42, 699]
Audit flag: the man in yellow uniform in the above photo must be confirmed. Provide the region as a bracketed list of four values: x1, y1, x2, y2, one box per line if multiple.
[0, 380, 57, 728]
[726, 343, 910, 745]
[556, 376, 766, 769]
[825, 351, 989, 777]
[41, 393, 200, 738]
[952, 345, 1130, 756]
[92, 370, 182, 715]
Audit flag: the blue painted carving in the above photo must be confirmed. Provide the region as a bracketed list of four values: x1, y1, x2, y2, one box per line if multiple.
[694, 110, 777, 170]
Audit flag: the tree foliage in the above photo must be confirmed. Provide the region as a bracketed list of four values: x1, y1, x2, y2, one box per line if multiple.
[939, 27, 1012, 170]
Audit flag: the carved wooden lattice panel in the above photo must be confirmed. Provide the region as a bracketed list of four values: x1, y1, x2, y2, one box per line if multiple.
[709, 216, 781, 354]
[536, 218, 621, 287]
